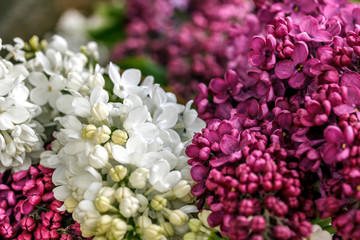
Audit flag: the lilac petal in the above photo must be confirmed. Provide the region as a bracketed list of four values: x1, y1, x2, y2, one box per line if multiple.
[218, 121, 233, 136]
[303, 58, 320, 76]
[292, 41, 309, 64]
[337, 148, 350, 162]
[316, 46, 333, 64]
[313, 30, 333, 43]
[296, 32, 312, 42]
[225, 70, 238, 86]
[344, 125, 354, 145]
[249, 52, 266, 66]
[333, 104, 356, 116]
[341, 71, 360, 89]
[191, 165, 208, 182]
[191, 182, 205, 196]
[220, 135, 239, 155]
[213, 93, 230, 104]
[324, 125, 343, 143]
[300, 0, 317, 13]
[347, 86, 360, 106]
[250, 36, 265, 51]
[275, 60, 295, 79]
[209, 156, 230, 168]
[289, 72, 306, 89]
[299, 16, 318, 36]
[207, 210, 224, 227]
[322, 144, 337, 165]
[246, 99, 259, 118]
[209, 78, 227, 93]
[277, 111, 292, 129]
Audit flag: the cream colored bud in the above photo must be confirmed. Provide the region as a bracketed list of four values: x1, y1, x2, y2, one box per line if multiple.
[97, 187, 115, 203]
[119, 196, 139, 218]
[183, 232, 198, 240]
[96, 214, 113, 234]
[29, 35, 40, 50]
[169, 210, 188, 226]
[161, 222, 174, 237]
[180, 192, 197, 203]
[111, 129, 128, 145]
[88, 73, 105, 89]
[80, 225, 96, 238]
[114, 185, 133, 202]
[129, 168, 148, 189]
[150, 195, 167, 211]
[67, 72, 83, 91]
[89, 145, 109, 169]
[107, 218, 127, 239]
[91, 102, 109, 122]
[93, 236, 107, 240]
[109, 165, 127, 182]
[81, 124, 97, 139]
[94, 125, 111, 144]
[136, 215, 152, 230]
[135, 193, 148, 212]
[64, 196, 78, 213]
[172, 180, 191, 199]
[189, 219, 202, 233]
[84, 210, 101, 230]
[50, 139, 61, 153]
[144, 224, 163, 240]
[198, 210, 211, 228]
[94, 196, 111, 213]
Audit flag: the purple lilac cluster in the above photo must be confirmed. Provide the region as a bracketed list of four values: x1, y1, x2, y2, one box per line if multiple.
[0, 165, 88, 240]
[111, 0, 258, 99]
[189, 0, 360, 239]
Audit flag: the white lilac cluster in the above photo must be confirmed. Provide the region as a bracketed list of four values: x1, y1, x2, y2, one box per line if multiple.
[40, 58, 205, 239]
[0, 35, 100, 173]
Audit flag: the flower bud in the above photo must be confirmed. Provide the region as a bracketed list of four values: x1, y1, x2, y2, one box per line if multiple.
[80, 225, 96, 238]
[172, 180, 191, 198]
[21, 216, 36, 232]
[96, 214, 113, 234]
[67, 72, 83, 91]
[169, 210, 188, 226]
[91, 102, 109, 122]
[88, 73, 105, 89]
[198, 210, 211, 228]
[144, 224, 163, 240]
[111, 129, 128, 145]
[84, 210, 101, 230]
[64, 196, 78, 213]
[189, 218, 202, 232]
[108, 218, 127, 239]
[94, 125, 111, 144]
[95, 196, 111, 213]
[136, 215, 152, 230]
[119, 196, 139, 218]
[151, 195, 167, 211]
[93, 236, 107, 240]
[161, 222, 174, 237]
[135, 193, 148, 212]
[98, 187, 115, 203]
[82, 124, 97, 139]
[109, 165, 127, 182]
[114, 185, 133, 202]
[129, 168, 148, 189]
[89, 145, 109, 169]
[180, 192, 196, 203]
[184, 232, 200, 240]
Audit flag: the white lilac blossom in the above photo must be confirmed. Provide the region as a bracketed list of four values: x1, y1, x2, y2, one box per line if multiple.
[40, 61, 205, 239]
[0, 35, 102, 173]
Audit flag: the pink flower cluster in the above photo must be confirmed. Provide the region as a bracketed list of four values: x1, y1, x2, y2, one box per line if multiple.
[189, 0, 360, 239]
[0, 165, 88, 240]
[111, 0, 259, 99]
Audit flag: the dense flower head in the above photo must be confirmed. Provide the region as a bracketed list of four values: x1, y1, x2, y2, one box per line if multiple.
[39, 51, 206, 238]
[190, 0, 360, 239]
[0, 165, 87, 239]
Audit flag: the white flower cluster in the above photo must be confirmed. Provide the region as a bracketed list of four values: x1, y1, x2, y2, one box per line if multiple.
[0, 35, 100, 172]
[40, 57, 205, 238]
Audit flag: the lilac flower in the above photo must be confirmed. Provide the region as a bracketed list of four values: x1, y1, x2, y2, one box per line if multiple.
[248, 35, 276, 70]
[274, 41, 313, 89]
[295, 16, 333, 43]
[208, 70, 243, 104]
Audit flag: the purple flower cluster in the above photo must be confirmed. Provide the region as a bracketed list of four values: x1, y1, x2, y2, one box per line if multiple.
[111, 0, 259, 99]
[189, 0, 360, 239]
[0, 165, 88, 240]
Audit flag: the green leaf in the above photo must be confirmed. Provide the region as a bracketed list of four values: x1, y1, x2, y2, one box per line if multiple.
[116, 57, 168, 86]
[209, 232, 229, 240]
[311, 217, 332, 228]
[323, 225, 337, 234]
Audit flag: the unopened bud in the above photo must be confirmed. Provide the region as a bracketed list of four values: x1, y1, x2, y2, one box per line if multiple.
[161, 222, 174, 237]
[64, 196, 78, 213]
[114, 185, 133, 202]
[89, 145, 109, 169]
[88, 73, 105, 89]
[96, 214, 113, 234]
[109, 165, 127, 182]
[144, 224, 163, 240]
[84, 210, 101, 230]
[91, 102, 109, 122]
[136, 215, 152, 230]
[111, 129, 128, 145]
[82, 124, 97, 139]
[189, 219, 202, 232]
[172, 180, 191, 198]
[129, 168, 148, 189]
[169, 210, 188, 226]
[94, 196, 111, 213]
[97, 187, 115, 203]
[119, 196, 139, 218]
[94, 125, 111, 144]
[151, 195, 167, 211]
[108, 218, 127, 239]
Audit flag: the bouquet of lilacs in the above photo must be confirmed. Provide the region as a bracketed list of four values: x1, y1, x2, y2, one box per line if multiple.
[0, 34, 206, 240]
[186, 0, 360, 240]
